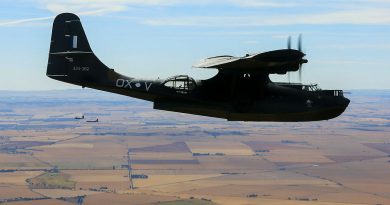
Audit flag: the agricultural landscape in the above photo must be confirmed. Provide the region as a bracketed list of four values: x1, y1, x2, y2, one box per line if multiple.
[0, 89, 389, 205]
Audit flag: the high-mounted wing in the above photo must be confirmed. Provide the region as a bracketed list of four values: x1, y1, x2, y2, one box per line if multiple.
[193, 55, 240, 68]
[193, 49, 308, 74]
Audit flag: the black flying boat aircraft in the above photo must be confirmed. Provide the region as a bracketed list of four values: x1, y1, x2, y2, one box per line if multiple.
[46, 13, 350, 122]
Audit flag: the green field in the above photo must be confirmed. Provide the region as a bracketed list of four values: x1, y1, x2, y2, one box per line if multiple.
[28, 172, 76, 189]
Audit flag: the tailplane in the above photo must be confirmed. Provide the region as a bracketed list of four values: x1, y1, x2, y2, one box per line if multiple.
[47, 13, 109, 86]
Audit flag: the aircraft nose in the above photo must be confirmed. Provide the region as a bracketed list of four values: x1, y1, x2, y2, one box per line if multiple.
[338, 97, 350, 109]
[343, 97, 350, 106]
[332, 96, 350, 108]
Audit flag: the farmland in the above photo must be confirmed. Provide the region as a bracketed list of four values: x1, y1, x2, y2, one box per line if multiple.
[0, 89, 389, 204]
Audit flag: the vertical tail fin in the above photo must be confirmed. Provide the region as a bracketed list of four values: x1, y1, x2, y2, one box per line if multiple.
[49, 13, 91, 54]
[47, 13, 109, 85]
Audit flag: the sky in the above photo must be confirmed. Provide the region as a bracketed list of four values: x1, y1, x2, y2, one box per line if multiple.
[0, 0, 390, 90]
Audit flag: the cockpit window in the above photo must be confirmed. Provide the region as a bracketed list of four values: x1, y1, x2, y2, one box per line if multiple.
[163, 75, 196, 94]
[302, 84, 321, 91]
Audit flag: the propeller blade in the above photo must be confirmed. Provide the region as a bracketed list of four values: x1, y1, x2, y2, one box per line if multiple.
[298, 34, 304, 82]
[298, 34, 302, 52]
[287, 36, 291, 49]
[299, 66, 302, 82]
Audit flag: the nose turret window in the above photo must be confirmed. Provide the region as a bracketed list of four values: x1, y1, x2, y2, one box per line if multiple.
[334, 90, 343, 97]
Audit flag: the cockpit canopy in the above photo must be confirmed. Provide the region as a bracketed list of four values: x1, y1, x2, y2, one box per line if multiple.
[163, 75, 197, 94]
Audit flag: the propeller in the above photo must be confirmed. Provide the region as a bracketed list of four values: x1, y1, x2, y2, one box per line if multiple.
[287, 36, 292, 49]
[297, 34, 306, 82]
[298, 34, 302, 52]
[286, 34, 307, 83]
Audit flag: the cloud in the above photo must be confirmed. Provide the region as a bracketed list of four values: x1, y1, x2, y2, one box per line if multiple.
[0, 0, 129, 27]
[142, 8, 390, 26]
[0, 16, 54, 27]
[0, 0, 295, 27]
[2, 0, 390, 27]
[227, 0, 297, 7]
[38, 0, 298, 15]
[41, 0, 128, 15]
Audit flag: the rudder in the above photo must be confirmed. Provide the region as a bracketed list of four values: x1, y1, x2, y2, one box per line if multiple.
[47, 13, 109, 85]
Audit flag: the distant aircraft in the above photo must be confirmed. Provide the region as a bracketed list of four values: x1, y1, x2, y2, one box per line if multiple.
[74, 115, 84, 120]
[86, 118, 98, 123]
[46, 13, 349, 122]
